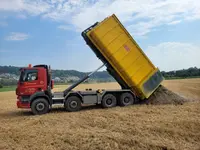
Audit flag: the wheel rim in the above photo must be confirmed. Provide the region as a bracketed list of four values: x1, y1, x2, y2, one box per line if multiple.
[124, 97, 130, 103]
[70, 101, 78, 108]
[36, 103, 45, 111]
[106, 99, 112, 105]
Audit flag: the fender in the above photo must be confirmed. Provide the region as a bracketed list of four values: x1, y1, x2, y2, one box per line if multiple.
[30, 91, 52, 105]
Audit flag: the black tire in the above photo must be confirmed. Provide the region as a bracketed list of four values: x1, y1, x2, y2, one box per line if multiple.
[101, 93, 117, 108]
[31, 98, 49, 115]
[119, 92, 134, 106]
[64, 96, 82, 112]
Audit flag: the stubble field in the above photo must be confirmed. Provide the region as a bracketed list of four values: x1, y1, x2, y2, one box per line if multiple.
[0, 78, 200, 150]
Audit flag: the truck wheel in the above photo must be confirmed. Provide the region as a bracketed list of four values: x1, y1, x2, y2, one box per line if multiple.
[119, 92, 134, 106]
[31, 98, 49, 115]
[64, 96, 82, 112]
[102, 94, 117, 108]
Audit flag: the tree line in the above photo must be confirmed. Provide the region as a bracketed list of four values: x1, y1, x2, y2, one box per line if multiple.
[161, 67, 200, 79]
[0, 66, 199, 87]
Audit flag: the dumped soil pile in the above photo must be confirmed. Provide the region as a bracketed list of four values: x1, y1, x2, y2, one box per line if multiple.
[146, 85, 189, 105]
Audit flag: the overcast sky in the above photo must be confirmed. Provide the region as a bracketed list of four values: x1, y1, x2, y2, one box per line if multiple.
[0, 0, 200, 72]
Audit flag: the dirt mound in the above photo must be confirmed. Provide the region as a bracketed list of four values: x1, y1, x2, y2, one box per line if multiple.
[145, 85, 189, 105]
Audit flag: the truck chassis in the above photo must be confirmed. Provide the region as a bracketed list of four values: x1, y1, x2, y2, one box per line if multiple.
[18, 89, 137, 115]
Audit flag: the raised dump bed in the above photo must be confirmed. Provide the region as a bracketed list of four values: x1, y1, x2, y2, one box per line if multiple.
[82, 14, 164, 99]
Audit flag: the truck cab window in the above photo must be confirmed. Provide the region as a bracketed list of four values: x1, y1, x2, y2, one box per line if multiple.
[20, 70, 38, 82]
[25, 72, 38, 81]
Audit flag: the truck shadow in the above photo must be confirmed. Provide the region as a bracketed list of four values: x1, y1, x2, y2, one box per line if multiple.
[0, 105, 103, 117]
[49, 102, 147, 113]
[1, 101, 146, 117]
[0, 110, 33, 118]
[49, 104, 102, 113]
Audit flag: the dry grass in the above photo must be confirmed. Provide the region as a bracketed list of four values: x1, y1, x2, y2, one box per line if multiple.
[0, 79, 200, 150]
[163, 78, 200, 101]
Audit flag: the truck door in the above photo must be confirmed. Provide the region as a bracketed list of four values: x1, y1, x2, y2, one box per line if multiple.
[19, 69, 41, 95]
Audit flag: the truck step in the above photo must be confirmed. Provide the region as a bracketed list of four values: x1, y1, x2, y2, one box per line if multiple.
[52, 98, 64, 104]
[53, 92, 63, 97]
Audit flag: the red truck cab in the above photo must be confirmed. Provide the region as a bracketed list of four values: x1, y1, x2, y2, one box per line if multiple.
[16, 65, 53, 110]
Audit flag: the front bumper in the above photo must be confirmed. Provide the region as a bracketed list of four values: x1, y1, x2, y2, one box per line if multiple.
[17, 100, 30, 109]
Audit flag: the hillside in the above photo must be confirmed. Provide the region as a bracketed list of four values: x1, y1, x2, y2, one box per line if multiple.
[0, 65, 200, 86]
[0, 66, 114, 86]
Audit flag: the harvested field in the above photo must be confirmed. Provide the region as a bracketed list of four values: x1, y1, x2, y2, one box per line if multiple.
[0, 78, 200, 150]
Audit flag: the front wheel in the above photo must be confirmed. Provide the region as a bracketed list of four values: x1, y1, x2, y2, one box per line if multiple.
[64, 96, 82, 112]
[31, 98, 49, 115]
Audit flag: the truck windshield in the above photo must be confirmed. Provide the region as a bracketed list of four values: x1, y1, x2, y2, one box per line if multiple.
[19, 69, 38, 82]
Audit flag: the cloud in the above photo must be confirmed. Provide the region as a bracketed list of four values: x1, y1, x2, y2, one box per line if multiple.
[5, 32, 29, 41]
[0, 0, 52, 15]
[0, 0, 200, 36]
[57, 25, 73, 31]
[16, 14, 27, 19]
[0, 21, 7, 27]
[145, 42, 200, 71]
[168, 20, 182, 25]
[0, 0, 23, 11]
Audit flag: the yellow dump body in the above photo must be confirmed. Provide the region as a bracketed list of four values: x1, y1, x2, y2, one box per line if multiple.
[82, 14, 163, 99]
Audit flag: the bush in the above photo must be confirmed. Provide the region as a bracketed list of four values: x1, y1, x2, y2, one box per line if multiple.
[0, 84, 3, 88]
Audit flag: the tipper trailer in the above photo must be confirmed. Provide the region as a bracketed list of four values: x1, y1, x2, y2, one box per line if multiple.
[16, 14, 164, 115]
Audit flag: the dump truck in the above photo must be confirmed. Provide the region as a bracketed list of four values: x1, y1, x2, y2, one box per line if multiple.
[16, 14, 164, 115]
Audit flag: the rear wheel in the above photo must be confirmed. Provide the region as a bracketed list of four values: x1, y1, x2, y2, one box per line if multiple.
[64, 96, 82, 112]
[119, 92, 134, 106]
[31, 98, 49, 115]
[101, 93, 117, 108]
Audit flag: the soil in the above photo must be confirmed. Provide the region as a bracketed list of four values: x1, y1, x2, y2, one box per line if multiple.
[146, 85, 189, 105]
